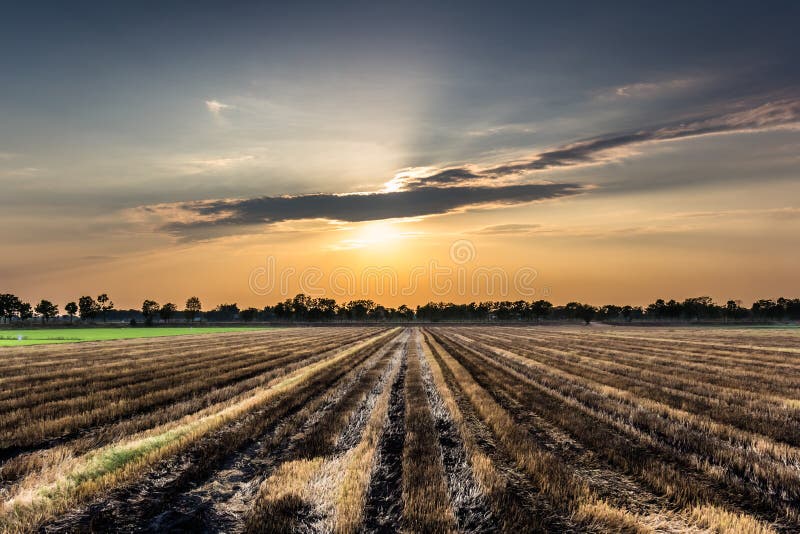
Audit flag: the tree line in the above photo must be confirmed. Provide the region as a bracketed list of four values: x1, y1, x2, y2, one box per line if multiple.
[2, 292, 800, 325]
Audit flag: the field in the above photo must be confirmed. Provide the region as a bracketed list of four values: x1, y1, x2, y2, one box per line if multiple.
[1, 326, 799, 533]
[0, 327, 270, 346]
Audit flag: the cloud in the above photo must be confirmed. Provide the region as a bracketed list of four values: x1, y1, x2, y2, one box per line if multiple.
[404, 97, 800, 188]
[194, 155, 254, 168]
[611, 78, 697, 98]
[205, 99, 233, 115]
[470, 208, 800, 242]
[667, 207, 800, 220]
[138, 95, 800, 241]
[466, 124, 536, 137]
[150, 183, 584, 239]
[401, 168, 481, 188]
[184, 155, 255, 174]
[81, 255, 117, 261]
[0, 167, 42, 177]
[472, 223, 542, 235]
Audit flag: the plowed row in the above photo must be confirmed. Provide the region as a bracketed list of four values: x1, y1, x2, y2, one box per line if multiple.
[1, 325, 798, 533]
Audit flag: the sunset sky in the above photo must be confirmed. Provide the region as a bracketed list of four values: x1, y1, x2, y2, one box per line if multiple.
[2, 1, 799, 308]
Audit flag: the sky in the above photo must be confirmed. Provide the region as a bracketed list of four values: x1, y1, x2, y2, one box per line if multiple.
[2, 0, 799, 309]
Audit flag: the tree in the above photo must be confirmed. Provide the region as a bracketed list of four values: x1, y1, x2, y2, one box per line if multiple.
[292, 294, 310, 321]
[397, 304, 414, 321]
[368, 305, 388, 321]
[530, 300, 553, 323]
[786, 299, 800, 320]
[598, 304, 622, 321]
[0, 294, 21, 323]
[316, 298, 338, 321]
[240, 307, 259, 322]
[185, 296, 202, 323]
[142, 300, 160, 326]
[273, 301, 291, 320]
[565, 302, 596, 324]
[35, 300, 59, 323]
[621, 305, 635, 322]
[723, 300, 746, 323]
[97, 293, 114, 322]
[65, 301, 78, 323]
[752, 299, 785, 321]
[577, 304, 596, 325]
[344, 300, 375, 321]
[210, 303, 239, 321]
[78, 296, 100, 321]
[493, 301, 514, 321]
[16, 301, 33, 321]
[159, 302, 177, 323]
[646, 299, 667, 320]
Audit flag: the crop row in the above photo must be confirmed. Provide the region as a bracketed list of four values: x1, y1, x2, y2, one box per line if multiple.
[2, 326, 796, 533]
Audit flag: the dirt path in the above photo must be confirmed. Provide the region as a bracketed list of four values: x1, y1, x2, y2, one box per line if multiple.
[362, 340, 407, 532]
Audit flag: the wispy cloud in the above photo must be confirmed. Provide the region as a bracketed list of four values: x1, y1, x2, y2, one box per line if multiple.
[465, 124, 536, 137]
[81, 255, 117, 262]
[472, 223, 542, 235]
[472, 207, 800, 240]
[471, 222, 704, 240]
[402, 97, 800, 189]
[609, 78, 698, 98]
[160, 153, 257, 176]
[187, 155, 254, 172]
[666, 207, 800, 220]
[0, 167, 42, 177]
[205, 99, 233, 115]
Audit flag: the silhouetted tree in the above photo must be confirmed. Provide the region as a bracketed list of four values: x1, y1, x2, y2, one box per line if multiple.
[184, 296, 202, 323]
[620, 304, 634, 323]
[78, 296, 100, 321]
[291, 294, 310, 321]
[0, 294, 21, 323]
[397, 304, 414, 321]
[368, 305, 388, 321]
[723, 300, 746, 322]
[240, 307, 259, 322]
[35, 300, 59, 323]
[65, 301, 78, 323]
[578, 304, 596, 324]
[16, 301, 33, 321]
[142, 299, 159, 326]
[682, 296, 717, 321]
[755, 298, 795, 321]
[344, 300, 375, 321]
[646, 298, 686, 320]
[97, 293, 114, 322]
[785, 298, 800, 320]
[315, 298, 338, 321]
[530, 300, 553, 323]
[273, 301, 291, 320]
[598, 305, 622, 321]
[13, 292, 799, 326]
[159, 302, 177, 323]
[565, 302, 596, 324]
[208, 303, 239, 321]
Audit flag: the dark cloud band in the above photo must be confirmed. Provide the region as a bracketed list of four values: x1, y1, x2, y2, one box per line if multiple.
[410, 98, 800, 187]
[161, 183, 583, 237]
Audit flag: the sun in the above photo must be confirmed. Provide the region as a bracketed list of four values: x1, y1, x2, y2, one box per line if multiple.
[331, 221, 407, 251]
